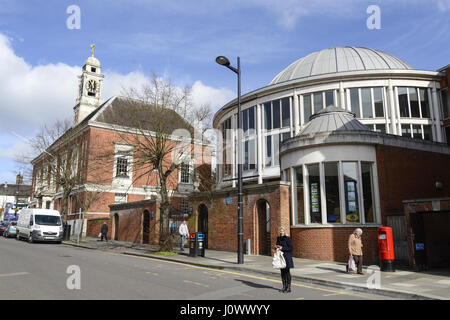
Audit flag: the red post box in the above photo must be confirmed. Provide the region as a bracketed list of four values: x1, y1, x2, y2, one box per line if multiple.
[377, 227, 395, 272]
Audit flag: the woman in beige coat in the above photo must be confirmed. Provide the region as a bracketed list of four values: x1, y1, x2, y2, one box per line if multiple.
[347, 228, 364, 274]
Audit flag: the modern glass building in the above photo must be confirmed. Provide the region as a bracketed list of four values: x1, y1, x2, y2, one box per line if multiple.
[214, 47, 446, 188]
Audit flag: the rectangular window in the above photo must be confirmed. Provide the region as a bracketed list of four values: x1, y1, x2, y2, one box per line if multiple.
[264, 102, 272, 130]
[325, 91, 334, 107]
[281, 97, 290, 127]
[361, 163, 374, 223]
[361, 88, 373, 118]
[281, 131, 291, 142]
[423, 125, 432, 141]
[313, 92, 323, 114]
[265, 135, 272, 167]
[307, 164, 321, 223]
[375, 124, 386, 133]
[248, 139, 256, 170]
[303, 94, 312, 123]
[272, 100, 281, 129]
[181, 198, 189, 216]
[350, 88, 361, 118]
[343, 162, 359, 223]
[295, 167, 305, 224]
[401, 124, 412, 138]
[273, 134, 280, 166]
[242, 109, 248, 133]
[180, 163, 190, 183]
[441, 88, 449, 119]
[374, 88, 384, 118]
[248, 106, 255, 131]
[412, 124, 423, 139]
[419, 88, 430, 118]
[324, 162, 340, 223]
[409, 88, 420, 118]
[116, 157, 128, 177]
[398, 87, 409, 117]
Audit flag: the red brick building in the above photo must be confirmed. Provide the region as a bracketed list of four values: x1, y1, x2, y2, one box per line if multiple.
[30, 52, 212, 241]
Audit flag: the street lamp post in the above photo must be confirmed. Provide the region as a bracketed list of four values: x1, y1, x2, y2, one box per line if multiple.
[215, 56, 244, 264]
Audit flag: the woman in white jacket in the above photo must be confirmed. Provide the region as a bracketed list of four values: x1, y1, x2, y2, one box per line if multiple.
[179, 220, 189, 251]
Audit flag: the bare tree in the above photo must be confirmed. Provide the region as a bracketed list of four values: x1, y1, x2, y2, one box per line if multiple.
[109, 74, 213, 252]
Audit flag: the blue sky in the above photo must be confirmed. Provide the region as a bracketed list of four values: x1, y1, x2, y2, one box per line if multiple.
[0, 0, 449, 183]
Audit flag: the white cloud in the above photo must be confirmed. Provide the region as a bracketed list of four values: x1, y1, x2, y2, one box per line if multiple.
[191, 81, 235, 112]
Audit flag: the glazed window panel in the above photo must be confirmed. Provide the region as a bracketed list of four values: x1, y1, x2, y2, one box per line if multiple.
[325, 91, 334, 107]
[303, 94, 312, 123]
[361, 88, 373, 118]
[313, 92, 323, 114]
[350, 88, 361, 118]
[419, 89, 430, 118]
[401, 124, 412, 138]
[343, 162, 360, 223]
[361, 163, 374, 223]
[398, 87, 409, 118]
[242, 109, 248, 133]
[324, 162, 340, 223]
[441, 88, 449, 119]
[307, 164, 321, 223]
[264, 102, 272, 130]
[295, 167, 305, 224]
[265, 135, 272, 167]
[412, 124, 422, 139]
[273, 99, 281, 129]
[375, 124, 386, 133]
[248, 139, 256, 170]
[423, 125, 432, 141]
[409, 88, 420, 118]
[281, 97, 290, 127]
[248, 107, 255, 130]
[373, 87, 385, 118]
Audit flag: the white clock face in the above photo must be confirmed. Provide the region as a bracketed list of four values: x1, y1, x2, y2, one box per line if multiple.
[86, 79, 97, 93]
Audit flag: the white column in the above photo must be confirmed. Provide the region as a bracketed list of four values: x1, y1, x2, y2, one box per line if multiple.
[231, 114, 236, 188]
[303, 165, 310, 225]
[387, 80, 397, 135]
[339, 82, 345, 109]
[432, 85, 443, 142]
[290, 167, 297, 225]
[293, 93, 300, 135]
[320, 163, 327, 225]
[256, 104, 263, 184]
[338, 161, 346, 224]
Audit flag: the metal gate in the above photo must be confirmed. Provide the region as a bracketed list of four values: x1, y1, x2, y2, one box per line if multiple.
[387, 216, 409, 262]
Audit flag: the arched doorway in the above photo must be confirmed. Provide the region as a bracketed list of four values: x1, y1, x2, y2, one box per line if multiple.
[198, 204, 208, 249]
[114, 214, 119, 241]
[143, 210, 150, 244]
[256, 199, 271, 256]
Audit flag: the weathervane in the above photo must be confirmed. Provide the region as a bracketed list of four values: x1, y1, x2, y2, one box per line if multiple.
[90, 44, 95, 57]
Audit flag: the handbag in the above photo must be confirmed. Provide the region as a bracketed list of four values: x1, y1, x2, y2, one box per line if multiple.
[348, 255, 356, 272]
[98, 232, 102, 238]
[272, 248, 286, 269]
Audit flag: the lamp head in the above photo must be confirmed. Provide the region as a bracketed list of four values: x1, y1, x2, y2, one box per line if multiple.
[215, 56, 230, 67]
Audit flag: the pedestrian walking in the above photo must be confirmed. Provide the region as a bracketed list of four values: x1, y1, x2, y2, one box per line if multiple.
[347, 228, 364, 274]
[179, 220, 189, 251]
[276, 227, 294, 293]
[100, 222, 108, 242]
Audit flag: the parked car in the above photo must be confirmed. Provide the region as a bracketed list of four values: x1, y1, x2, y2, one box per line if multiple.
[17, 208, 63, 244]
[0, 221, 9, 236]
[3, 222, 17, 238]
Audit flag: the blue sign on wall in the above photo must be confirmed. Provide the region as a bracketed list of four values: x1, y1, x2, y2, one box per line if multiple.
[226, 197, 232, 205]
[415, 243, 425, 251]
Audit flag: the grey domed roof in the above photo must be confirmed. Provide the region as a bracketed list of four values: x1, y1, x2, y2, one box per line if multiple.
[299, 105, 370, 136]
[270, 46, 413, 85]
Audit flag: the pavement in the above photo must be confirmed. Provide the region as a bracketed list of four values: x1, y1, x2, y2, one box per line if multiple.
[63, 236, 450, 300]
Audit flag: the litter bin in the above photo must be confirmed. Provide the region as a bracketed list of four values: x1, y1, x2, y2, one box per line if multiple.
[197, 233, 205, 257]
[377, 227, 395, 272]
[63, 224, 71, 241]
[189, 233, 198, 257]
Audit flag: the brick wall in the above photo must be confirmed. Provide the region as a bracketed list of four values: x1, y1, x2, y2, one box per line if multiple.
[86, 218, 112, 239]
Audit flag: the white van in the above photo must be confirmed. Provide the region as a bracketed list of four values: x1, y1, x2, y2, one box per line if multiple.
[17, 209, 63, 244]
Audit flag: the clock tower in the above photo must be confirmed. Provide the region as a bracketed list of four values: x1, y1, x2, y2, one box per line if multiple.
[73, 44, 104, 125]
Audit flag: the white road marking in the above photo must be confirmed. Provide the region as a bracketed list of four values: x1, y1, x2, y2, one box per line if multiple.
[0, 272, 30, 278]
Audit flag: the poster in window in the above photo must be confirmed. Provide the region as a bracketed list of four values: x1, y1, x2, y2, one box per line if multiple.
[311, 183, 319, 213]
